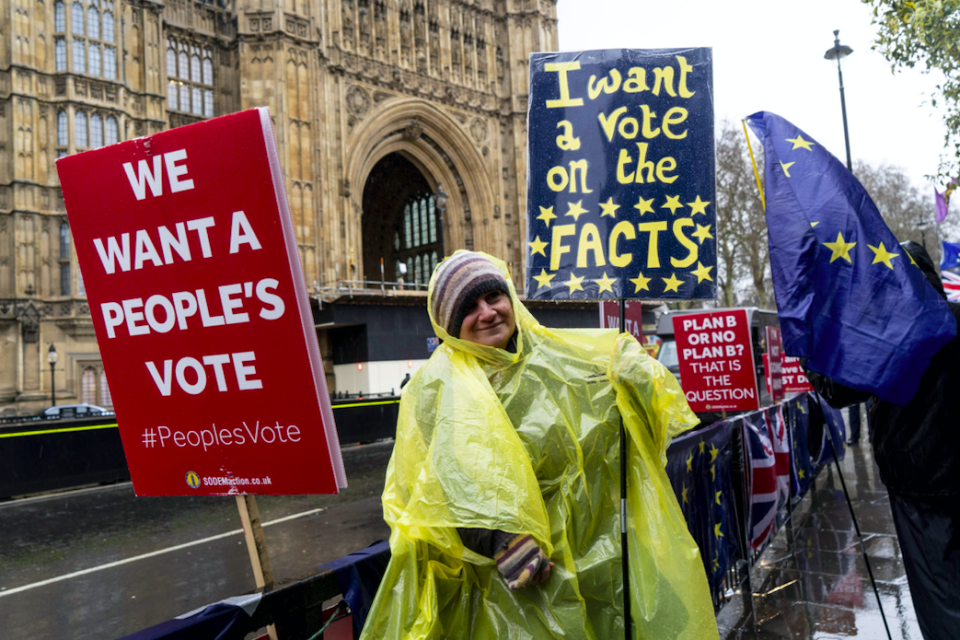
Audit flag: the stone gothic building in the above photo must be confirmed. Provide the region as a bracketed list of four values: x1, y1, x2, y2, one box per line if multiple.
[0, 0, 558, 411]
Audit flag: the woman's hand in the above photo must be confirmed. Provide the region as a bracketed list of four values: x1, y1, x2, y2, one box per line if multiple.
[494, 534, 554, 590]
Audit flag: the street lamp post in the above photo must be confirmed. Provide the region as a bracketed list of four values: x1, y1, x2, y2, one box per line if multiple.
[47, 343, 58, 407]
[825, 29, 854, 172]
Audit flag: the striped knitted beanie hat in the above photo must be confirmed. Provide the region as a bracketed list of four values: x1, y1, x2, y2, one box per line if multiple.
[430, 252, 511, 339]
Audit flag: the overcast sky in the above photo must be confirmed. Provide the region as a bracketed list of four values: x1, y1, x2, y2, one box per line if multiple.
[555, 0, 950, 195]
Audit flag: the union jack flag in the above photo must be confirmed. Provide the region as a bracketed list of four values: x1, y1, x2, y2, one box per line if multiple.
[743, 413, 777, 551]
[763, 405, 792, 527]
[943, 269, 960, 303]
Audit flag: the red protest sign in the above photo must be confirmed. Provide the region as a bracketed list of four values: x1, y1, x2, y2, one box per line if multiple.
[57, 108, 345, 496]
[673, 309, 759, 412]
[599, 301, 662, 358]
[766, 326, 785, 403]
[764, 355, 814, 395]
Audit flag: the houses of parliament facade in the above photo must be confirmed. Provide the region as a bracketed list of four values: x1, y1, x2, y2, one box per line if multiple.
[0, 0, 558, 411]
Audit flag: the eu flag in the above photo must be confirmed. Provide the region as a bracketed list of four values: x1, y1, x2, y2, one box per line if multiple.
[665, 420, 739, 594]
[746, 111, 956, 406]
[943, 240, 960, 272]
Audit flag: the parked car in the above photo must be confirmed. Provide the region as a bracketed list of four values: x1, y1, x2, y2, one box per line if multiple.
[39, 403, 113, 419]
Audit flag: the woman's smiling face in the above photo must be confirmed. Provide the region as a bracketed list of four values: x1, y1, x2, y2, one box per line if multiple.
[458, 289, 516, 349]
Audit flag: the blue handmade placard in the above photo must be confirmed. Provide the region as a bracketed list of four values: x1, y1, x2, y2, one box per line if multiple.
[525, 49, 715, 300]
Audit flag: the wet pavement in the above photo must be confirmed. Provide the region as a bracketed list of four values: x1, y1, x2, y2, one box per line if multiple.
[721, 434, 922, 639]
[0, 441, 393, 640]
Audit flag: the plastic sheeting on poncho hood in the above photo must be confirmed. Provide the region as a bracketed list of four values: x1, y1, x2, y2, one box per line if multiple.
[361, 251, 718, 640]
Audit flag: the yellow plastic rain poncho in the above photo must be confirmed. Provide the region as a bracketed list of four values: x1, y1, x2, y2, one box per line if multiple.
[362, 253, 718, 639]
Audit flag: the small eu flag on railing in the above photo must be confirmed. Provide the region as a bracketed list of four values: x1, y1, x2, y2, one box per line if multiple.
[746, 111, 956, 406]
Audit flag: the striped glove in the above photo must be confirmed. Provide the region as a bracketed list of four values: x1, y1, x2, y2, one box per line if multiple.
[493, 534, 553, 590]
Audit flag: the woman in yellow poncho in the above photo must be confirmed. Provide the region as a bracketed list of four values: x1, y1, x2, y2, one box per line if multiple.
[361, 251, 718, 639]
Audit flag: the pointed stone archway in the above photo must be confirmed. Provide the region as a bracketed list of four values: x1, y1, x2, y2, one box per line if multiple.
[346, 97, 497, 283]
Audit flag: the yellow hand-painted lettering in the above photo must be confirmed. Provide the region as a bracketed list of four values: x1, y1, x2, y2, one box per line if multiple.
[555, 120, 581, 151]
[550, 224, 576, 271]
[587, 69, 622, 100]
[637, 221, 668, 268]
[609, 221, 636, 267]
[576, 224, 606, 268]
[671, 218, 698, 268]
[544, 62, 584, 108]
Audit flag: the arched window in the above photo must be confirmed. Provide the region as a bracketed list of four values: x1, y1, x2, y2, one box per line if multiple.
[90, 114, 102, 148]
[428, 198, 437, 243]
[87, 7, 99, 38]
[414, 254, 422, 285]
[403, 204, 412, 248]
[191, 54, 201, 83]
[191, 86, 202, 115]
[103, 46, 115, 80]
[102, 11, 113, 42]
[105, 116, 118, 145]
[99, 371, 112, 407]
[59, 222, 70, 259]
[431, 250, 438, 275]
[59, 223, 71, 296]
[54, 2, 65, 32]
[167, 82, 177, 109]
[419, 199, 428, 246]
[75, 111, 87, 148]
[55, 38, 66, 70]
[81, 369, 96, 404]
[202, 57, 213, 85]
[88, 42, 100, 76]
[71, 2, 83, 34]
[178, 51, 188, 80]
[166, 45, 177, 79]
[179, 85, 190, 112]
[57, 111, 68, 146]
[72, 39, 84, 72]
[204, 90, 214, 118]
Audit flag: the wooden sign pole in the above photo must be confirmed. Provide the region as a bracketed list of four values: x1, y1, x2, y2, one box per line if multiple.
[236, 494, 279, 640]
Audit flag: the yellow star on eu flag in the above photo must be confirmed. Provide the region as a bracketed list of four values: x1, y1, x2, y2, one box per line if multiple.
[713, 552, 720, 572]
[687, 195, 710, 216]
[786, 134, 815, 151]
[663, 272, 683, 292]
[692, 262, 713, 283]
[565, 200, 588, 221]
[780, 161, 795, 177]
[699, 441, 705, 454]
[709, 443, 719, 463]
[634, 195, 655, 216]
[799, 468, 805, 479]
[714, 522, 724, 540]
[599, 197, 620, 218]
[564, 272, 585, 292]
[868, 242, 900, 270]
[532, 268, 555, 289]
[629, 272, 651, 292]
[537, 206, 557, 226]
[823, 231, 857, 264]
[682, 484, 689, 504]
[715, 490, 722, 505]
[528, 236, 548, 257]
[594, 272, 616, 293]
[662, 195, 683, 214]
[811, 221, 820, 227]
[692, 223, 713, 244]
[686, 451, 693, 472]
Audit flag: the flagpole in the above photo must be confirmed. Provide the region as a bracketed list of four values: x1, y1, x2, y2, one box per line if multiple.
[619, 297, 631, 640]
[741, 120, 765, 207]
[813, 394, 893, 640]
